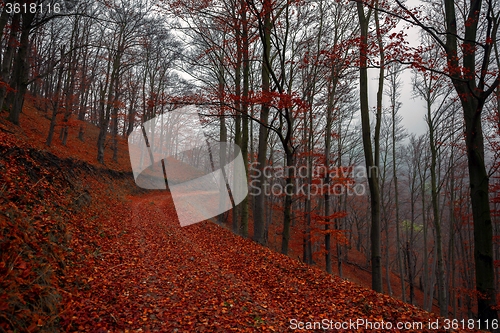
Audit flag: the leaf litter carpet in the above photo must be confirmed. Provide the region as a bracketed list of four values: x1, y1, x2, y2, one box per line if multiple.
[62, 192, 467, 332]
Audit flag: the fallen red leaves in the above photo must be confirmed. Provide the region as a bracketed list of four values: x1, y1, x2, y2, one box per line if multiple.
[56, 190, 478, 332]
[0, 132, 70, 331]
[0, 106, 482, 332]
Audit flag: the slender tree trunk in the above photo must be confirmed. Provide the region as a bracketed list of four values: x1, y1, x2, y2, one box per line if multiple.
[303, 105, 314, 265]
[240, 0, 250, 237]
[254, 0, 272, 245]
[384, 214, 392, 296]
[281, 151, 293, 255]
[97, 53, 114, 164]
[419, 162, 429, 310]
[61, 18, 79, 146]
[46, 48, 66, 147]
[217, 59, 228, 225]
[78, 27, 91, 141]
[447, 134, 457, 318]
[357, 2, 383, 293]
[336, 194, 343, 277]
[233, 14, 242, 233]
[126, 93, 136, 137]
[427, 98, 447, 315]
[323, 69, 336, 273]
[111, 94, 120, 162]
[391, 79, 405, 302]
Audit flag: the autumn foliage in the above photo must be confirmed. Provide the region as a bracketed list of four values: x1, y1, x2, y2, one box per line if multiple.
[0, 98, 483, 332]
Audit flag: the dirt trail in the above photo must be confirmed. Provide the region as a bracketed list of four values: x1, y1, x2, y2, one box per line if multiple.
[63, 192, 456, 333]
[66, 192, 279, 332]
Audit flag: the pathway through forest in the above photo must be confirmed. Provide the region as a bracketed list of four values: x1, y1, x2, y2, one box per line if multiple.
[61, 191, 461, 332]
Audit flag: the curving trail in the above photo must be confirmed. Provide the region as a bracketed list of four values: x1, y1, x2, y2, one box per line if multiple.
[61, 192, 468, 332]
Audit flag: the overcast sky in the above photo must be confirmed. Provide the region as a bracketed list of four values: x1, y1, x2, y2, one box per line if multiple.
[367, 1, 428, 137]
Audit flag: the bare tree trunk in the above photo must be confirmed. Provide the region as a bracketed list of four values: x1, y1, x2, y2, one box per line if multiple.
[97, 52, 115, 164]
[60, 17, 79, 146]
[0, 13, 20, 113]
[443, 0, 498, 323]
[427, 97, 447, 316]
[239, 0, 250, 237]
[389, 68, 406, 302]
[281, 149, 294, 254]
[78, 25, 92, 142]
[217, 59, 228, 225]
[418, 154, 429, 310]
[8, 12, 35, 125]
[46, 48, 66, 147]
[0, 4, 11, 38]
[357, 1, 383, 293]
[232, 10, 242, 233]
[303, 103, 314, 265]
[323, 68, 336, 273]
[253, 0, 272, 245]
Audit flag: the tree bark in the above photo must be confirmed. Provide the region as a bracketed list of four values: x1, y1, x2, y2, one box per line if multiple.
[239, 0, 250, 237]
[7, 12, 35, 125]
[0, 13, 20, 113]
[442, 0, 498, 323]
[46, 48, 66, 147]
[253, 0, 272, 245]
[357, 1, 383, 293]
[426, 94, 447, 316]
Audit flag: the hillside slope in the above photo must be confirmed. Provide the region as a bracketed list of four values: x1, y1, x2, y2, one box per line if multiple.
[60, 191, 454, 332]
[0, 103, 477, 332]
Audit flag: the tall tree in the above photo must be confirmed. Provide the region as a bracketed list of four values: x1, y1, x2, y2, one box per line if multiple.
[356, 0, 383, 293]
[386, 62, 406, 301]
[393, 0, 500, 323]
[7, 10, 35, 125]
[252, 0, 272, 245]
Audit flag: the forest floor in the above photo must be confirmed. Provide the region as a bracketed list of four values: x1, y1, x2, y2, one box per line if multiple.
[58, 191, 447, 332]
[0, 100, 480, 332]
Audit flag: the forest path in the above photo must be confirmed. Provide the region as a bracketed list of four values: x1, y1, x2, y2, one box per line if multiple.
[62, 191, 453, 332]
[65, 191, 286, 332]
